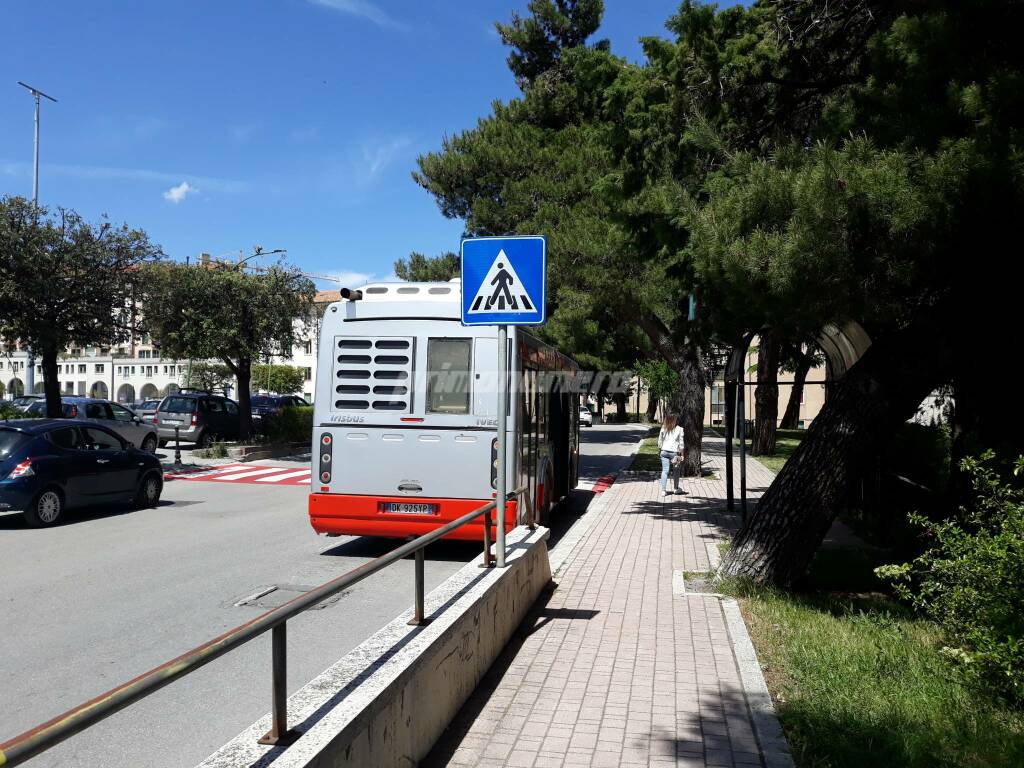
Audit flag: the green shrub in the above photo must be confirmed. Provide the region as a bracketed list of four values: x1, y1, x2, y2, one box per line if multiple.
[877, 452, 1024, 703]
[263, 406, 313, 444]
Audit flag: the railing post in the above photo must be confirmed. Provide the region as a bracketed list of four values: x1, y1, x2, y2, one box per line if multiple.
[408, 548, 428, 626]
[258, 623, 297, 746]
[481, 510, 494, 568]
[174, 425, 181, 466]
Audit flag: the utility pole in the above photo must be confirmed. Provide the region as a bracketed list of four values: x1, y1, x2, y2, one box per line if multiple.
[17, 81, 57, 397]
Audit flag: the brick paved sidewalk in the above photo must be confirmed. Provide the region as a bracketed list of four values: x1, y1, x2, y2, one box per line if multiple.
[425, 431, 791, 768]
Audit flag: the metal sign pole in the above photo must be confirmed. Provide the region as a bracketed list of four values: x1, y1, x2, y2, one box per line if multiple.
[496, 324, 508, 568]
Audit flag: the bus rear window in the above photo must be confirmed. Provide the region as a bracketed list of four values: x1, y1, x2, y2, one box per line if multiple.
[426, 338, 471, 414]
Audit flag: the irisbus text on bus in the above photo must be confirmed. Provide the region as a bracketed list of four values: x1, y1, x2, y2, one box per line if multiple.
[308, 280, 580, 541]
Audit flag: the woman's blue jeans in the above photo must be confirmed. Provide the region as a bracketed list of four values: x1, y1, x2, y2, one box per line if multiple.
[660, 450, 680, 492]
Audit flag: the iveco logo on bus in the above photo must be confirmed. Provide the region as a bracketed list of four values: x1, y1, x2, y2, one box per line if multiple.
[476, 418, 498, 427]
[330, 414, 365, 424]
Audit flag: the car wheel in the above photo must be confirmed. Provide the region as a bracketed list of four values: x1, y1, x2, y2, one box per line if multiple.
[141, 434, 158, 453]
[24, 487, 64, 527]
[195, 430, 211, 449]
[135, 472, 163, 509]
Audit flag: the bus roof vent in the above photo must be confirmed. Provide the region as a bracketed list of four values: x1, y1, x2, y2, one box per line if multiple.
[333, 335, 414, 414]
[365, 286, 389, 295]
[396, 286, 419, 294]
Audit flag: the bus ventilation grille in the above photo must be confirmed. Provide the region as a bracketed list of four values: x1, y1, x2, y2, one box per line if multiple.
[333, 336, 415, 413]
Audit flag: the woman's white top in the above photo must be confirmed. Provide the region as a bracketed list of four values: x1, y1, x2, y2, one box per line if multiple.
[657, 425, 685, 454]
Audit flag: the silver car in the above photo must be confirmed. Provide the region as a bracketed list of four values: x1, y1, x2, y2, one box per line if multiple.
[25, 397, 160, 453]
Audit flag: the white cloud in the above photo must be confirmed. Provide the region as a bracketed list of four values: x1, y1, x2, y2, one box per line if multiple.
[163, 181, 197, 203]
[359, 136, 411, 181]
[307, 0, 405, 29]
[326, 270, 374, 287]
[0, 161, 247, 194]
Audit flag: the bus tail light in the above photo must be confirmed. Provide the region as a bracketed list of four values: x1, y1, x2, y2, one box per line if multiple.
[490, 438, 499, 490]
[319, 432, 333, 487]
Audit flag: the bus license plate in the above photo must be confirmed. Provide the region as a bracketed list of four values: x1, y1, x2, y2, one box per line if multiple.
[383, 502, 437, 515]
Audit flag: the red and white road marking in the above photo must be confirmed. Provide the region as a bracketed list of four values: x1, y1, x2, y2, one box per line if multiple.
[165, 463, 311, 486]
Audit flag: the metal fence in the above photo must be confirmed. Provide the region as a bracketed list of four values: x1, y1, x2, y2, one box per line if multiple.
[0, 486, 527, 766]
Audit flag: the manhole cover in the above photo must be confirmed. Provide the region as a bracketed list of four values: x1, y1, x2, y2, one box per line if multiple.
[232, 584, 346, 611]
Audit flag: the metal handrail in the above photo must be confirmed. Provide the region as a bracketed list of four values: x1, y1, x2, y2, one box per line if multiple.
[0, 485, 528, 766]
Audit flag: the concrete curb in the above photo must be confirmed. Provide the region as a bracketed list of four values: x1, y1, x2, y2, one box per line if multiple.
[722, 598, 795, 768]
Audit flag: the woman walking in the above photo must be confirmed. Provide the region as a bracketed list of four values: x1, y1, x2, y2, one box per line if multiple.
[657, 413, 686, 497]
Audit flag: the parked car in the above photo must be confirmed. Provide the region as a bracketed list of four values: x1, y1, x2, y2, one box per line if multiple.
[10, 395, 43, 413]
[250, 394, 310, 431]
[0, 419, 163, 527]
[579, 406, 593, 427]
[153, 390, 241, 447]
[25, 397, 159, 452]
[133, 399, 162, 424]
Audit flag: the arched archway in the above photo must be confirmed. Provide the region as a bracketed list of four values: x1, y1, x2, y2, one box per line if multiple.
[163, 383, 179, 396]
[90, 381, 109, 399]
[140, 383, 159, 399]
[723, 321, 873, 517]
[116, 383, 136, 403]
[7, 378, 25, 397]
[33, 381, 46, 394]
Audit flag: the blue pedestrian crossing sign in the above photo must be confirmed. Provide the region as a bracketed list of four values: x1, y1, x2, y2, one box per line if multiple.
[461, 236, 546, 326]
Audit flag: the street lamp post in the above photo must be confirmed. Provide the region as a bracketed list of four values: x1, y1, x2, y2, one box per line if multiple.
[17, 81, 57, 396]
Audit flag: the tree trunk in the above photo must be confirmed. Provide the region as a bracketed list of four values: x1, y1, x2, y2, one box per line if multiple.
[752, 330, 781, 455]
[41, 347, 62, 418]
[720, 321, 955, 586]
[226, 357, 254, 441]
[634, 312, 706, 477]
[614, 392, 627, 422]
[677, 343, 706, 477]
[645, 395, 659, 423]
[779, 349, 812, 430]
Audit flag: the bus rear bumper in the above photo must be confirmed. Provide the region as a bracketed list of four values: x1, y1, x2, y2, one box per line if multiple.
[308, 493, 518, 541]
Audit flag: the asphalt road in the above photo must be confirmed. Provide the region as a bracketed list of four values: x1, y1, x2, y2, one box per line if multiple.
[0, 422, 644, 768]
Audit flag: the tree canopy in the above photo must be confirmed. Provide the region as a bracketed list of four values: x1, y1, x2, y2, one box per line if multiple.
[394, 251, 459, 282]
[416, 0, 1024, 584]
[142, 260, 316, 438]
[0, 196, 162, 416]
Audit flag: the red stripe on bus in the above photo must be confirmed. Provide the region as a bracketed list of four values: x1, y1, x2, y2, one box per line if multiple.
[308, 494, 517, 541]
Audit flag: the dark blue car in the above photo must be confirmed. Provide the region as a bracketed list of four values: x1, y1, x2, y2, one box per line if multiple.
[0, 419, 163, 527]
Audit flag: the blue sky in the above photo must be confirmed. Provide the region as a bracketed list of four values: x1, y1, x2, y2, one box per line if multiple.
[1, 1, 724, 289]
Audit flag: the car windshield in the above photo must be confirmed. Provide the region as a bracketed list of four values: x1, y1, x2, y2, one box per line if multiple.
[12, 397, 37, 407]
[142, 400, 161, 409]
[159, 396, 196, 414]
[250, 396, 278, 407]
[0, 429, 28, 460]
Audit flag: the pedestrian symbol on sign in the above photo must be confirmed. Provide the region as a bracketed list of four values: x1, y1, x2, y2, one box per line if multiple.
[467, 249, 535, 314]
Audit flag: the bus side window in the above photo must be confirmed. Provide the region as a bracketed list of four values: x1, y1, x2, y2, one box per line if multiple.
[426, 338, 472, 414]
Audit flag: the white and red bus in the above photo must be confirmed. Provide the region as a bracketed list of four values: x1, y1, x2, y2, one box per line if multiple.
[308, 279, 579, 541]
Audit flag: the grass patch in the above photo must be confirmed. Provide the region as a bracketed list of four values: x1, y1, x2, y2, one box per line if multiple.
[720, 428, 806, 475]
[194, 441, 229, 459]
[743, 428, 806, 473]
[630, 427, 661, 471]
[722, 553, 1024, 768]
